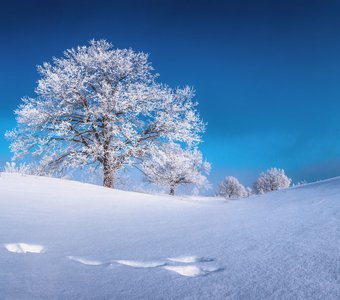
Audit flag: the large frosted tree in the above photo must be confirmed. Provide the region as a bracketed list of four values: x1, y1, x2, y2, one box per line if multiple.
[7, 40, 204, 187]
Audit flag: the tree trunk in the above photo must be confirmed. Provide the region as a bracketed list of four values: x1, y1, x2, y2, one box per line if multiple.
[169, 185, 175, 196]
[101, 118, 114, 188]
[103, 161, 113, 188]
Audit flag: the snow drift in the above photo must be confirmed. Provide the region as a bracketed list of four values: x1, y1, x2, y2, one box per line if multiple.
[0, 173, 339, 299]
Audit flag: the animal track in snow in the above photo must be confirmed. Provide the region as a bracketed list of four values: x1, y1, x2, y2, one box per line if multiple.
[164, 264, 221, 277]
[115, 260, 166, 268]
[67, 256, 104, 266]
[167, 255, 213, 263]
[64, 253, 222, 278]
[4, 243, 46, 254]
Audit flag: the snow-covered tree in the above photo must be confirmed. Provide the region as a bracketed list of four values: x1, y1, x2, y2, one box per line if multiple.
[140, 142, 210, 195]
[218, 176, 248, 199]
[6, 40, 204, 188]
[253, 168, 291, 194]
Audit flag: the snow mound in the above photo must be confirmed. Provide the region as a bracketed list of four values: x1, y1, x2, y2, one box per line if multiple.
[164, 265, 221, 277]
[167, 255, 213, 263]
[67, 256, 103, 266]
[4, 243, 45, 254]
[115, 260, 166, 268]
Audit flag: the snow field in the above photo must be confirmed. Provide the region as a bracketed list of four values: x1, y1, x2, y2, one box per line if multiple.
[0, 173, 339, 299]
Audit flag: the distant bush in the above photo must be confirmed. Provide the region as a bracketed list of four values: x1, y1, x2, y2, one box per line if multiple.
[3, 162, 31, 175]
[293, 180, 308, 187]
[218, 176, 248, 199]
[253, 168, 291, 194]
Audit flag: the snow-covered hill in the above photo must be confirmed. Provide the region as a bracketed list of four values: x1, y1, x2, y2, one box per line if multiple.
[0, 173, 339, 299]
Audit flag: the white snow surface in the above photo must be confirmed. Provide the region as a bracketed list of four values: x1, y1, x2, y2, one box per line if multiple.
[0, 173, 339, 299]
[4, 243, 45, 254]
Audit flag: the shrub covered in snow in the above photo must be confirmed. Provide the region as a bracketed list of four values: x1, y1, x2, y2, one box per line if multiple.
[3, 162, 31, 175]
[140, 142, 210, 195]
[293, 180, 308, 187]
[218, 176, 248, 199]
[253, 168, 291, 194]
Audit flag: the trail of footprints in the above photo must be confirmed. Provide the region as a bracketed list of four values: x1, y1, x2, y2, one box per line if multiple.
[3, 243, 222, 277]
[69, 254, 222, 277]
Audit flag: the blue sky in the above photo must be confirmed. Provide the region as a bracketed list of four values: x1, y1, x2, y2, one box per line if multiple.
[1, 0, 340, 186]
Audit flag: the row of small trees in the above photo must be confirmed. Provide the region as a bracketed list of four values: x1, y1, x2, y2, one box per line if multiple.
[218, 168, 292, 199]
[3, 40, 293, 198]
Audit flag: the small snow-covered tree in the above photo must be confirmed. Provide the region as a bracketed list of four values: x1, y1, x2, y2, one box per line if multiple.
[140, 143, 210, 195]
[6, 40, 204, 188]
[253, 168, 291, 194]
[218, 176, 248, 199]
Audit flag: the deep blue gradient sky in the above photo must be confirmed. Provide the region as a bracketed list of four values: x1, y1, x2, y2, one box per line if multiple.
[1, 0, 340, 186]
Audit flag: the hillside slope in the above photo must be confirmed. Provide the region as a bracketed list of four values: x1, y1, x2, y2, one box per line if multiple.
[0, 173, 339, 299]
